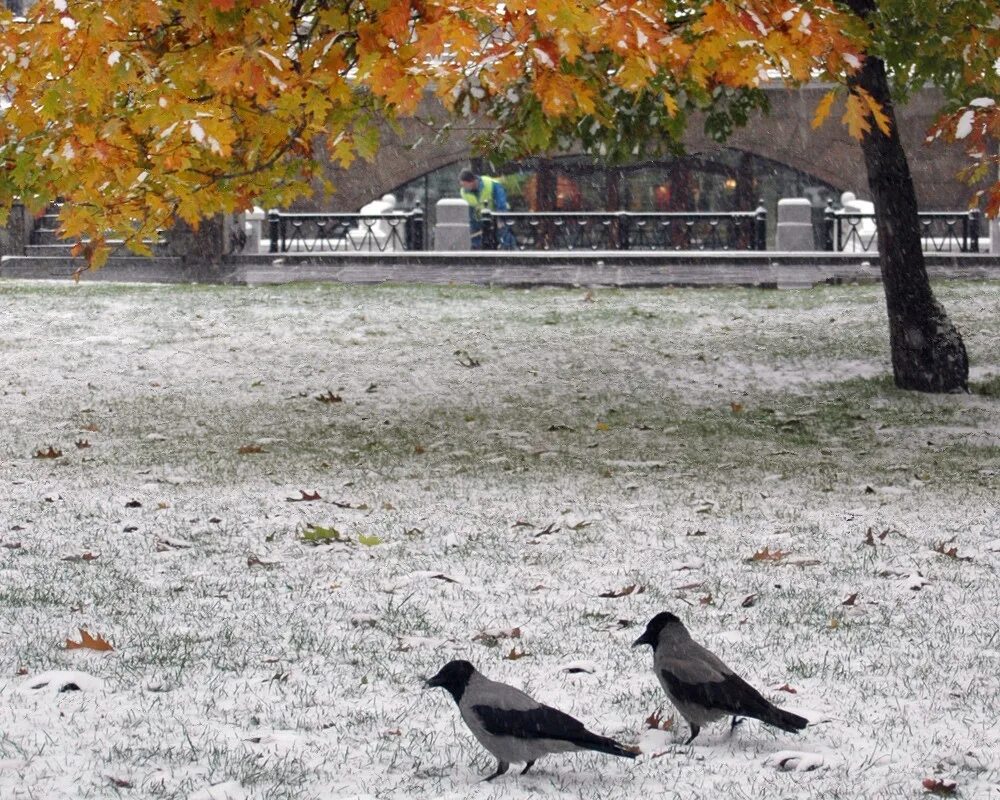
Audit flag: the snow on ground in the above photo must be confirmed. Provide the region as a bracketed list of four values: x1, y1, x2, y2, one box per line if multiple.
[1, 279, 999, 800]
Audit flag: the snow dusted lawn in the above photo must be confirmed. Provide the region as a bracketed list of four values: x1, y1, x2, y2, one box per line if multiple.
[1, 279, 999, 800]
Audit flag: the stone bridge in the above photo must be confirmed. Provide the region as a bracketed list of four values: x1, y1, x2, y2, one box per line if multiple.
[324, 84, 976, 212]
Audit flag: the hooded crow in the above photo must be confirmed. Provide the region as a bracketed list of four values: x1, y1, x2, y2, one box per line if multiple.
[633, 612, 808, 744]
[426, 659, 636, 780]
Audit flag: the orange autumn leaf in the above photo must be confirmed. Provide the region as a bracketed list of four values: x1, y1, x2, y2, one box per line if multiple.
[64, 629, 114, 652]
[748, 546, 789, 562]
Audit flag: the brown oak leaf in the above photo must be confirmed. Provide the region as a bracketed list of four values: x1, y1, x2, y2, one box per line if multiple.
[64, 629, 113, 652]
[33, 446, 63, 459]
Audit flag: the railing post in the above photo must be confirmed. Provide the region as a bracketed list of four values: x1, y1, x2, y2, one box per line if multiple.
[618, 212, 630, 250]
[754, 204, 767, 251]
[968, 209, 980, 253]
[481, 211, 497, 250]
[823, 202, 835, 251]
[406, 207, 425, 251]
[268, 210, 280, 254]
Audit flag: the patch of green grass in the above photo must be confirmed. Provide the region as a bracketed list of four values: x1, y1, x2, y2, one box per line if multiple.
[971, 373, 1000, 397]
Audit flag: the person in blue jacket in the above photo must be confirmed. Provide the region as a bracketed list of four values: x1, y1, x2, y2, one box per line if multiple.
[459, 169, 516, 249]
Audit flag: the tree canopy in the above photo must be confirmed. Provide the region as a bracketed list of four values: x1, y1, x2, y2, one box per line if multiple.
[0, 0, 996, 265]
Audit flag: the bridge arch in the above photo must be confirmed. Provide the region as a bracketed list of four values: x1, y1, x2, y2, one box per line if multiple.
[321, 85, 973, 215]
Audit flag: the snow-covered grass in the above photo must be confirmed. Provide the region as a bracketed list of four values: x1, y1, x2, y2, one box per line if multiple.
[1, 279, 999, 800]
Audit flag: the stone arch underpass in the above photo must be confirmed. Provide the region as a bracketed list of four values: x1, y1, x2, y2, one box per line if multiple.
[319, 84, 975, 216]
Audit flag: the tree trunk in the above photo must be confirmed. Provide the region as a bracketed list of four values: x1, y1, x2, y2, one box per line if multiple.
[845, 14, 968, 391]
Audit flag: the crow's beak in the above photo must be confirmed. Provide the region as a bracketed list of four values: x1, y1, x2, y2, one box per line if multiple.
[632, 631, 651, 648]
[426, 673, 443, 688]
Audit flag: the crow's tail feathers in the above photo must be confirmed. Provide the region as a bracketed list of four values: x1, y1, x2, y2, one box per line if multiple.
[578, 733, 639, 759]
[759, 704, 808, 733]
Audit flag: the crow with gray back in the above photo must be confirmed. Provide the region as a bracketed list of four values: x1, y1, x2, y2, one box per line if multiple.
[426, 659, 636, 780]
[633, 612, 808, 744]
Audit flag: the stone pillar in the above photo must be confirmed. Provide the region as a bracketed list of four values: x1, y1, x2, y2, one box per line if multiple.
[434, 198, 471, 250]
[244, 207, 266, 254]
[775, 198, 815, 251]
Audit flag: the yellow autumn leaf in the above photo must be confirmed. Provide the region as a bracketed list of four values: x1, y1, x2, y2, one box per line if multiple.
[842, 91, 871, 139]
[663, 92, 679, 118]
[811, 89, 838, 130]
[856, 87, 892, 137]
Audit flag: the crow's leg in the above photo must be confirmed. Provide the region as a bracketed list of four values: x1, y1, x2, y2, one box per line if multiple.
[685, 724, 701, 745]
[520, 761, 536, 775]
[483, 761, 510, 782]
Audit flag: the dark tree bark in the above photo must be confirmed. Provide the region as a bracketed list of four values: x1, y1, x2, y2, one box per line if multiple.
[845, 0, 968, 392]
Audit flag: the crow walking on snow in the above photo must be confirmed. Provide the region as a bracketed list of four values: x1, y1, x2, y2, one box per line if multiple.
[633, 612, 808, 744]
[426, 659, 636, 780]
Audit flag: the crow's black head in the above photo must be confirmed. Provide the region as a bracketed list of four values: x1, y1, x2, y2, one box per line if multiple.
[632, 611, 682, 648]
[426, 659, 476, 702]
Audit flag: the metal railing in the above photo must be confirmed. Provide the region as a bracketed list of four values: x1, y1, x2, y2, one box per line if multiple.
[481, 209, 768, 251]
[823, 208, 981, 253]
[267, 209, 425, 253]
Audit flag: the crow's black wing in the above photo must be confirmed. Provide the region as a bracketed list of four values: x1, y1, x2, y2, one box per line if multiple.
[472, 702, 591, 740]
[661, 668, 774, 718]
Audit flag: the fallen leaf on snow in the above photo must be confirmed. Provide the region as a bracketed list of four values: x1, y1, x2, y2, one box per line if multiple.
[61, 552, 99, 563]
[645, 710, 674, 730]
[454, 349, 481, 367]
[237, 444, 264, 454]
[473, 627, 521, 647]
[300, 524, 343, 545]
[33, 446, 63, 459]
[922, 777, 958, 796]
[933, 538, 972, 562]
[599, 584, 644, 598]
[155, 536, 193, 551]
[504, 646, 530, 660]
[748, 546, 789, 562]
[533, 522, 560, 538]
[64, 629, 113, 652]
[286, 490, 321, 502]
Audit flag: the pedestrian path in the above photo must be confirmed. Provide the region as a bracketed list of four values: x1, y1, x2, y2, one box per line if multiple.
[2, 251, 999, 288]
